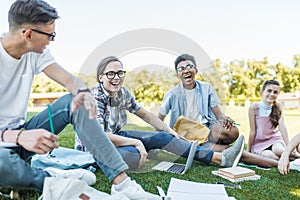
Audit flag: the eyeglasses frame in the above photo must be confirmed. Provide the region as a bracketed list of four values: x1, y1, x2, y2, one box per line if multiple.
[22, 29, 56, 41]
[176, 64, 196, 72]
[103, 70, 126, 79]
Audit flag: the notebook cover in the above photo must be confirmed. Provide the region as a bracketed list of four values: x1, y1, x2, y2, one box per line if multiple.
[218, 166, 255, 179]
[212, 170, 260, 182]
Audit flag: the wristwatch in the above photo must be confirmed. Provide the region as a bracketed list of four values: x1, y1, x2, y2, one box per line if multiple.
[77, 87, 91, 94]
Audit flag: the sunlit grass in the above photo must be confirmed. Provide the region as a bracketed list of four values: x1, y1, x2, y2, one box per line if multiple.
[5, 108, 300, 199]
[290, 188, 300, 198]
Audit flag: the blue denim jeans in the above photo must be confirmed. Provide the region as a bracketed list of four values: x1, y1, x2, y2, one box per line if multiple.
[115, 130, 214, 169]
[0, 94, 128, 191]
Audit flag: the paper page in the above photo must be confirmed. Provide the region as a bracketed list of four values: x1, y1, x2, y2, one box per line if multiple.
[167, 178, 230, 200]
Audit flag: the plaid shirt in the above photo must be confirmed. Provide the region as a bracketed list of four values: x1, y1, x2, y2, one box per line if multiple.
[91, 83, 141, 133]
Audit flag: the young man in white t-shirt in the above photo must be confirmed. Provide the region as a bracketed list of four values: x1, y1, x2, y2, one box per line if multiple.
[0, 1, 160, 199]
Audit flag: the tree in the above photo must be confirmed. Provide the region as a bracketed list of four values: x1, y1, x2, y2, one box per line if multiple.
[32, 74, 67, 93]
[133, 82, 168, 105]
[31, 57, 300, 105]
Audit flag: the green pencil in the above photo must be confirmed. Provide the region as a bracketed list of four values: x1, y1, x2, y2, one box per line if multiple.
[47, 105, 55, 157]
[47, 105, 54, 133]
[219, 119, 241, 126]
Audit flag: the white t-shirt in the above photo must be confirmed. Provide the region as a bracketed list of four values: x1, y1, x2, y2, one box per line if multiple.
[184, 88, 203, 123]
[0, 37, 55, 129]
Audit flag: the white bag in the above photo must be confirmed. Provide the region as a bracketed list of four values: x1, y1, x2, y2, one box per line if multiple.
[40, 177, 129, 200]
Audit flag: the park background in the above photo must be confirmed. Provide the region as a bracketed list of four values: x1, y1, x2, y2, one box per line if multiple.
[28, 59, 300, 142]
[1, 0, 300, 137]
[1, 0, 300, 199]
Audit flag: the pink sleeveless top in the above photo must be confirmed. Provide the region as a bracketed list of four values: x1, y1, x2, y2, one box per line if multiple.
[251, 103, 285, 155]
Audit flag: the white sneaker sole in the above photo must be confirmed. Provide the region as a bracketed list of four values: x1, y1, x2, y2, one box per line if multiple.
[232, 136, 245, 167]
[290, 159, 300, 172]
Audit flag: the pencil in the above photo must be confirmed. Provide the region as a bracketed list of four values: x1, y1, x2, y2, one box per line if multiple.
[219, 119, 241, 126]
[232, 122, 241, 126]
[47, 105, 55, 157]
[47, 105, 54, 133]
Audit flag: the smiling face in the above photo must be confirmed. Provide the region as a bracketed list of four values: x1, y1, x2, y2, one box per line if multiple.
[261, 84, 280, 105]
[98, 61, 125, 96]
[176, 60, 198, 89]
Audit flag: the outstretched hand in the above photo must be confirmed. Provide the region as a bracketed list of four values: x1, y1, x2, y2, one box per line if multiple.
[71, 92, 97, 119]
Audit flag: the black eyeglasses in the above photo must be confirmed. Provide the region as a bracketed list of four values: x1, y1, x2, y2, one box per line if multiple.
[177, 64, 195, 72]
[103, 70, 126, 79]
[22, 29, 56, 41]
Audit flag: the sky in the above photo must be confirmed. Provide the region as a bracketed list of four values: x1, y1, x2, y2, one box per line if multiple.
[1, 0, 300, 73]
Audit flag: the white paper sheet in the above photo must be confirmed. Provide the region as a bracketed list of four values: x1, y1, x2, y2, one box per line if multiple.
[167, 178, 230, 200]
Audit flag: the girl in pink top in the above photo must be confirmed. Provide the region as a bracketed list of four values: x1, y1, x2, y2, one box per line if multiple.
[247, 80, 289, 160]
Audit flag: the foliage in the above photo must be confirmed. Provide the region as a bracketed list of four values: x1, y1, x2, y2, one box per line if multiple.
[77, 73, 98, 88]
[125, 68, 179, 106]
[31, 57, 300, 105]
[133, 82, 169, 105]
[31, 74, 67, 93]
[215, 56, 300, 100]
[31, 73, 97, 94]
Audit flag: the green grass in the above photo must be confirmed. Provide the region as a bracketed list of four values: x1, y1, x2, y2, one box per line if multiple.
[2, 108, 300, 200]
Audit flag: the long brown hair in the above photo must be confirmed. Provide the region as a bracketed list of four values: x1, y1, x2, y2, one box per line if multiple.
[262, 80, 281, 128]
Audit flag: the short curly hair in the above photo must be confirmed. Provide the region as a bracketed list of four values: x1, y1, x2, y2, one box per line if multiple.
[174, 54, 197, 71]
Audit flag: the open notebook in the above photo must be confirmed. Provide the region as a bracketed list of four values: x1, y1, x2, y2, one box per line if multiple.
[152, 141, 198, 174]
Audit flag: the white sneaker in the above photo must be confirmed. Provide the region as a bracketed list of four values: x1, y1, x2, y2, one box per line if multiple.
[111, 179, 161, 200]
[45, 167, 96, 186]
[290, 158, 300, 172]
[221, 135, 245, 167]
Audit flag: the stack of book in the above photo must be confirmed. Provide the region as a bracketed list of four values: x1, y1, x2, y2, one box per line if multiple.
[212, 166, 260, 182]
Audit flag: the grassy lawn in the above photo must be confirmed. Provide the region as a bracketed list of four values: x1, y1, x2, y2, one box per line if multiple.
[2, 107, 300, 199]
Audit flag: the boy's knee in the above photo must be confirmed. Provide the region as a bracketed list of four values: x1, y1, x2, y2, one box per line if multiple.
[227, 126, 239, 143]
[155, 132, 173, 140]
[59, 93, 73, 104]
[219, 126, 239, 145]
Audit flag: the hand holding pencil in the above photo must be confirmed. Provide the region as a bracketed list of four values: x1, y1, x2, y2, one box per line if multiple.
[219, 117, 240, 130]
[19, 105, 59, 155]
[15, 128, 59, 154]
